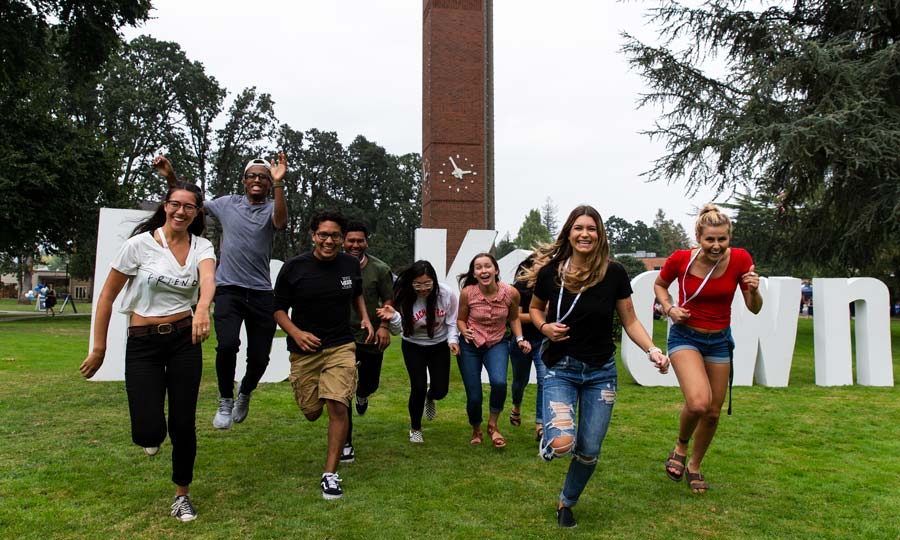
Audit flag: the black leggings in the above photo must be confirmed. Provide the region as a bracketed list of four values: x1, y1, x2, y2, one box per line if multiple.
[401, 339, 451, 430]
[125, 326, 202, 486]
[346, 346, 383, 445]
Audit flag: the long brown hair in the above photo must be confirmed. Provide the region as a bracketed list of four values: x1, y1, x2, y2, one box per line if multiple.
[521, 205, 610, 291]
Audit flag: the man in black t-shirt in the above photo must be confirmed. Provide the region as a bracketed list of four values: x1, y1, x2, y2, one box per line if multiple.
[273, 210, 374, 500]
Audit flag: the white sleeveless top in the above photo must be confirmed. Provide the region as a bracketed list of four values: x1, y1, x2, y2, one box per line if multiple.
[110, 231, 216, 317]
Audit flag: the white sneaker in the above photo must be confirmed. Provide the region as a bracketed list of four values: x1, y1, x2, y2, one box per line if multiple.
[143, 446, 160, 456]
[212, 397, 233, 429]
[409, 430, 424, 443]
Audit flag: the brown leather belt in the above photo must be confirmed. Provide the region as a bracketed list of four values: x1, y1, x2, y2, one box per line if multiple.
[128, 317, 193, 337]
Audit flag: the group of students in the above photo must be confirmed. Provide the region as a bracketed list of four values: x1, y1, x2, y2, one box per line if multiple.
[80, 153, 763, 527]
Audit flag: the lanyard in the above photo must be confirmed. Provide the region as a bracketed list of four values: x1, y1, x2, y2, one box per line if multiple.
[556, 258, 584, 323]
[679, 249, 721, 307]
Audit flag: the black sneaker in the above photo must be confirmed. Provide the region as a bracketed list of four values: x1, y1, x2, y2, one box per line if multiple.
[320, 473, 343, 500]
[424, 395, 437, 421]
[170, 495, 197, 522]
[340, 443, 355, 463]
[355, 396, 368, 416]
[557, 506, 576, 528]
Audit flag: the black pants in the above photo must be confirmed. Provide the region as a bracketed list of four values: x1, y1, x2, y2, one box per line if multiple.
[346, 346, 384, 445]
[125, 326, 202, 486]
[402, 340, 451, 430]
[213, 286, 276, 399]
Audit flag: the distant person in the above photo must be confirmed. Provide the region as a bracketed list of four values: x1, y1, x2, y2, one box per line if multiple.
[273, 210, 374, 500]
[375, 260, 459, 443]
[340, 220, 394, 463]
[508, 255, 548, 441]
[80, 182, 215, 522]
[526, 205, 669, 528]
[654, 203, 762, 494]
[45, 286, 57, 317]
[457, 253, 531, 449]
[154, 153, 287, 430]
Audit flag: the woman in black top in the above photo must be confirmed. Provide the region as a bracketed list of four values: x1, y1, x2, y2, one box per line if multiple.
[526, 205, 669, 528]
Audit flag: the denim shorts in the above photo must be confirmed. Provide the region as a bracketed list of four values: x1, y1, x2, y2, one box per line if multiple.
[667, 324, 734, 364]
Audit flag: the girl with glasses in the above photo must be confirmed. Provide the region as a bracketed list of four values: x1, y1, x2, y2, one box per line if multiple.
[79, 182, 215, 523]
[375, 260, 459, 443]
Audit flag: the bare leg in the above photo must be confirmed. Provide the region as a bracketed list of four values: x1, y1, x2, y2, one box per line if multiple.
[324, 400, 349, 473]
[668, 349, 711, 473]
[687, 362, 731, 474]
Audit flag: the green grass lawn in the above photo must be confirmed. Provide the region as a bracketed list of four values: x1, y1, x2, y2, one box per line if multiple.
[0, 317, 898, 540]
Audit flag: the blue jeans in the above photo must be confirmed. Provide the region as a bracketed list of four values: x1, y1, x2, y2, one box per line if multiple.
[457, 340, 509, 426]
[509, 336, 547, 423]
[540, 356, 617, 508]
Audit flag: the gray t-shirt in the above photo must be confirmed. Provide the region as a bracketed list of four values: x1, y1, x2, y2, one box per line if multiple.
[205, 195, 275, 290]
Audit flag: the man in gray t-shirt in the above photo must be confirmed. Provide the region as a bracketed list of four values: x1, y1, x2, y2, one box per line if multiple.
[154, 153, 287, 430]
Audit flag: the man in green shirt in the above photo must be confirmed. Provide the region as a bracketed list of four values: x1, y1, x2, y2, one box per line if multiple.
[340, 221, 394, 462]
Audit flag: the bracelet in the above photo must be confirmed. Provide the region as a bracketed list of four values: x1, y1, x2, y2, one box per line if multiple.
[539, 322, 548, 332]
[273, 182, 285, 189]
[647, 346, 662, 360]
[665, 305, 675, 316]
[515, 335, 525, 343]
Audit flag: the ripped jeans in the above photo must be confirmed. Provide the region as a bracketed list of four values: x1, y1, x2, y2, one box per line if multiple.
[540, 356, 617, 508]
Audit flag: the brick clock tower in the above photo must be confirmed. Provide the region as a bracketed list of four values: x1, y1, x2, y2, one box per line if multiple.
[422, 0, 494, 269]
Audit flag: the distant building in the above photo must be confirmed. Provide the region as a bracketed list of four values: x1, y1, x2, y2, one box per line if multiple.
[615, 251, 667, 272]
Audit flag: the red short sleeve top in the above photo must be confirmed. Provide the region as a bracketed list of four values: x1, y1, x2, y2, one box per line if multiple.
[659, 248, 753, 330]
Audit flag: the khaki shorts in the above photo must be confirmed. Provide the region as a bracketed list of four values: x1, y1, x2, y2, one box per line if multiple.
[289, 342, 357, 415]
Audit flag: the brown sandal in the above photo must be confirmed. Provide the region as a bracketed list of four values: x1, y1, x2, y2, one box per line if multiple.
[665, 451, 686, 482]
[509, 408, 522, 427]
[686, 471, 708, 493]
[470, 428, 483, 446]
[487, 426, 506, 449]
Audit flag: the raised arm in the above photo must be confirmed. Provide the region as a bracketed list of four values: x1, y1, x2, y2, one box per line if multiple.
[740, 264, 763, 314]
[152, 155, 178, 188]
[270, 151, 288, 230]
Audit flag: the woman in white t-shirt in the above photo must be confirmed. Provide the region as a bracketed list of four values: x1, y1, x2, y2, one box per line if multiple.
[375, 260, 459, 444]
[79, 182, 216, 523]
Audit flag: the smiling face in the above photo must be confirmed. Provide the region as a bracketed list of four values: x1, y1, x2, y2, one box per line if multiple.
[343, 231, 368, 260]
[411, 274, 434, 298]
[164, 189, 200, 233]
[312, 220, 343, 261]
[242, 164, 271, 201]
[696, 224, 731, 262]
[567, 214, 599, 257]
[473, 255, 499, 287]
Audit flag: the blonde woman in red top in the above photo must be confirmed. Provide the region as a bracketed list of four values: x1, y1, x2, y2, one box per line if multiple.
[457, 252, 531, 448]
[654, 204, 762, 493]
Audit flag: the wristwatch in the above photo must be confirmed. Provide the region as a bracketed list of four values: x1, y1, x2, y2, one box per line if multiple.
[515, 336, 525, 343]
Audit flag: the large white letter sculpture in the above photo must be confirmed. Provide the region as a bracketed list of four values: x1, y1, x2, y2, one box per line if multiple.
[813, 278, 893, 386]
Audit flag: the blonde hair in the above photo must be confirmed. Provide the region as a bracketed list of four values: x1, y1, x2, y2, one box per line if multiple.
[695, 203, 732, 237]
[520, 205, 610, 291]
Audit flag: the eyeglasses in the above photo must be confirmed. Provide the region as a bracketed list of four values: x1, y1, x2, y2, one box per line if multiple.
[244, 172, 271, 182]
[165, 201, 200, 214]
[314, 231, 343, 242]
[411, 281, 434, 290]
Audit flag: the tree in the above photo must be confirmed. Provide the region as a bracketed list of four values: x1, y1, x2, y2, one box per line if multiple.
[514, 209, 553, 250]
[541, 197, 559, 237]
[653, 209, 691, 255]
[495, 232, 517, 258]
[614, 255, 649, 280]
[622, 1, 900, 276]
[604, 215, 661, 254]
[1, 1, 151, 296]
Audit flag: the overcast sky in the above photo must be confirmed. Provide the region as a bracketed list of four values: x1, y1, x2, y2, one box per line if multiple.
[123, 0, 721, 244]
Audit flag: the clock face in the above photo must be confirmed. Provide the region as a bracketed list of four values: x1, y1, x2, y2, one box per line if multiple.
[436, 153, 477, 192]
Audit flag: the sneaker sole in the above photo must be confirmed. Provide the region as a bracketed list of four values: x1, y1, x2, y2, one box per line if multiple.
[322, 492, 343, 500]
[143, 446, 160, 456]
[174, 514, 197, 522]
[339, 457, 355, 463]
